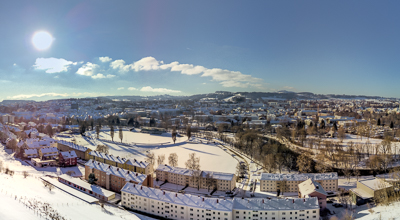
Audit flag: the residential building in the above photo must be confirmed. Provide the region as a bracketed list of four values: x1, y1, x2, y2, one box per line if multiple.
[23, 148, 38, 158]
[59, 151, 78, 167]
[350, 178, 393, 205]
[58, 174, 115, 201]
[38, 147, 58, 160]
[121, 182, 320, 220]
[85, 160, 153, 193]
[89, 151, 150, 175]
[260, 173, 338, 193]
[298, 179, 327, 209]
[155, 164, 236, 191]
[57, 140, 92, 160]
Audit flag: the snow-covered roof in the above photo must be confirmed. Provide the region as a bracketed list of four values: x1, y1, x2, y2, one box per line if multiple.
[232, 197, 319, 211]
[24, 149, 38, 155]
[58, 174, 115, 198]
[201, 171, 235, 181]
[260, 172, 338, 181]
[60, 151, 78, 159]
[57, 140, 89, 152]
[156, 164, 194, 176]
[39, 147, 58, 154]
[85, 160, 147, 184]
[89, 151, 126, 164]
[125, 158, 150, 169]
[121, 182, 234, 212]
[298, 179, 327, 196]
[359, 178, 393, 191]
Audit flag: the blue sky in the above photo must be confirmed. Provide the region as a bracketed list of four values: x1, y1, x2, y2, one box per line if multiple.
[0, 1, 399, 100]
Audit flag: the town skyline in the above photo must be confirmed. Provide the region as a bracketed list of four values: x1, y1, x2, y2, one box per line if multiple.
[1, 1, 400, 100]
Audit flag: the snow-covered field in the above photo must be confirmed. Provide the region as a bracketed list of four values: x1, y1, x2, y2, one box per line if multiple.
[60, 129, 240, 174]
[0, 145, 154, 220]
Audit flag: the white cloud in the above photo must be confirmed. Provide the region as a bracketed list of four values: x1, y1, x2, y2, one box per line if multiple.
[99, 56, 112, 63]
[117, 87, 125, 90]
[91, 73, 115, 79]
[128, 87, 137, 91]
[110, 59, 131, 72]
[13, 63, 17, 66]
[140, 86, 181, 93]
[8, 92, 104, 100]
[0, 80, 11, 83]
[34, 57, 78, 73]
[76, 62, 98, 76]
[107, 56, 263, 88]
[76, 62, 114, 79]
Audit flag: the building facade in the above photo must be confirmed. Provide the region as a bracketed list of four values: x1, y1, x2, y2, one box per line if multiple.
[155, 164, 236, 192]
[85, 160, 153, 193]
[89, 151, 151, 175]
[260, 173, 338, 193]
[57, 140, 92, 160]
[121, 183, 320, 220]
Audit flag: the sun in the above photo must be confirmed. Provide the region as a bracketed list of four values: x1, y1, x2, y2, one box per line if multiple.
[32, 31, 54, 50]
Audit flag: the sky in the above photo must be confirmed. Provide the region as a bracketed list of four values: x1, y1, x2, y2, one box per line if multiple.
[0, 1, 399, 101]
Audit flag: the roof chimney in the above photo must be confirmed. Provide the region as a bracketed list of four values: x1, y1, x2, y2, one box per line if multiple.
[262, 199, 264, 203]
[133, 184, 135, 188]
[140, 186, 142, 190]
[202, 198, 204, 202]
[117, 168, 119, 171]
[136, 173, 138, 176]
[127, 171, 130, 174]
[163, 191, 165, 195]
[303, 199, 305, 202]
[175, 193, 177, 197]
[217, 199, 219, 203]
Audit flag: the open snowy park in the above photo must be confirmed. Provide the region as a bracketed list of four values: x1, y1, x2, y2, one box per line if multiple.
[61, 128, 240, 174]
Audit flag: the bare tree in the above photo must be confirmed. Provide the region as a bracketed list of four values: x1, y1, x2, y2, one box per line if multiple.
[185, 153, 201, 190]
[338, 127, 346, 142]
[172, 127, 177, 144]
[275, 153, 285, 173]
[110, 125, 115, 142]
[96, 125, 100, 139]
[119, 127, 123, 143]
[186, 125, 192, 140]
[262, 154, 276, 173]
[296, 153, 313, 173]
[96, 145, 109, 154]
[145, 152, 156, 172]
[168, 153, 178, 167]
[157, 154, 165, 166]
[205, 172, 217, 192]
[23, 171, 29, 178]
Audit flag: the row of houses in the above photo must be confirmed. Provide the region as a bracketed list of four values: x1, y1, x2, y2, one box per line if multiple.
[88, 150, 151, 175]
[25, 147, 78, 167]
[155, 164, 236, 192]
[121, 183, 320, 220]
[84, 159, 153, 193]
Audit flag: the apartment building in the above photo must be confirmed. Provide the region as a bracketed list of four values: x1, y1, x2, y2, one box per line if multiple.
[121, 182, 233, 220]
[85, 160, 153, 193]
[233, 197, 320, 220]
[121, 183, 320, 220]
[89, 151, 151, 175]
[260, 173, 338, 193]
[156, 164, 236, 191]
[57, 140, 92, 160]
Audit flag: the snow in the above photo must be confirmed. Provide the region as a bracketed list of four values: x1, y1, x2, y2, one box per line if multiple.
[59, 131, 239, 174]
[0, 145, 155, 220]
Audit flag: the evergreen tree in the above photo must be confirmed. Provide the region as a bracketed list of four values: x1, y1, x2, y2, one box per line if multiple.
[390, 121, 394, 129]
[377, 118, 381, 126]
[88, 173, 98, 184]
